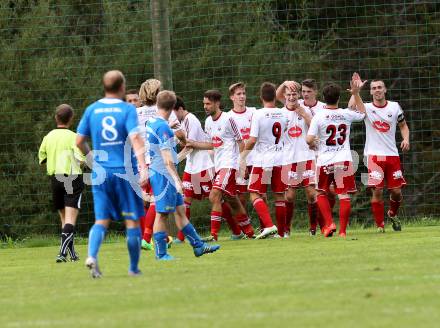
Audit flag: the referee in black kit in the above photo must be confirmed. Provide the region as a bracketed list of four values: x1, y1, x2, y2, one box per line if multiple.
[39, 104, 85, 262]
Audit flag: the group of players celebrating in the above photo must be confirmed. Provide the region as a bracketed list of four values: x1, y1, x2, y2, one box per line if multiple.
[127, 72, 409, 254]
[63, 69, 409, 277]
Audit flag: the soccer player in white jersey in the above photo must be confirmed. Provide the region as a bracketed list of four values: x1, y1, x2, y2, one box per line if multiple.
[241, 82, 288, 239]
[349, 76, 410, 232]
[227, 82, 256, 212]
[185, 90, 255, 240]
[307, 78, 366, 237]
[298, 79, 326, 115]
[281, 83, 321, 236]
[136, 79, 185, 250]
[173, 96, 243, 241]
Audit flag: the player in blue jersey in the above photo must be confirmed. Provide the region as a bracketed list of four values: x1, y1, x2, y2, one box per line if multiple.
[76, 70, 148, 278]
[146, 90, 220, 260]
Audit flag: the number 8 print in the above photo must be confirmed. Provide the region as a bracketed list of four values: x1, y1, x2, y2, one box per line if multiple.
[101, 116, 118, 141]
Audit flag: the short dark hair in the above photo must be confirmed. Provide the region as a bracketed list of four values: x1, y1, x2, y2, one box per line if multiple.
[174, 96, 185, 110]
[157, 90, 177, 111]
[322, 83, 341, 105]
[55, 104, 73, 124]
[260, 82, 276, 102]
[126, 89, 139, 95]
[301, 79, 318, 90]
[204, 89, 222, 102]
[370, 79, 386, 87]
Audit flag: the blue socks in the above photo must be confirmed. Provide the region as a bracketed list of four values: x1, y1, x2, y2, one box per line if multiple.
[88, 224, 107, 259]
[126, 227, 141, 273]
[153, 231, 168, 259]
[182, 223, 203, 248]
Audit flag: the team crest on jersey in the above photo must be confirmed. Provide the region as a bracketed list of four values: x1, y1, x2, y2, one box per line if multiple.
[369, 170, 383, 180]
[388, 113, 392, 117]
[393, 170, 403, 179]
[182, 181, 193, 190]
[212, 136, 223, 147]
[373, 120, 390, 132]
[288, 126, 302, 138]
[202, 185, 211, 193]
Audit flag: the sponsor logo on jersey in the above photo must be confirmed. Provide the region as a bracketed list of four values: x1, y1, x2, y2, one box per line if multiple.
[240, 127, 250, 139]
[373, 120, 390, 132]
[288, 125, 302, 138]
[212, 136, 223, 147]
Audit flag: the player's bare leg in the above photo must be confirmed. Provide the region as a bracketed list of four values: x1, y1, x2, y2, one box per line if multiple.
[285, 188, 295, 237]
[305, 186, 320, 236]
[175, 195, 192, 243]
[173, 205, 220, 257]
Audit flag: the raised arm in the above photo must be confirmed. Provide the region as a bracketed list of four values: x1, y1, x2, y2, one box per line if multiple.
[348, 72, 368, 111]
[276, 81, 300, 103]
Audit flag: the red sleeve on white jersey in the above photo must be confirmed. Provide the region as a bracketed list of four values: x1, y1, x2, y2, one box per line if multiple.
[228, 117, 242, 141]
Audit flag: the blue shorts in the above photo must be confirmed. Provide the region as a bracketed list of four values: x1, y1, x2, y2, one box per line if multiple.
[92, 169, 144, 221]
[150, 171, 184, 213]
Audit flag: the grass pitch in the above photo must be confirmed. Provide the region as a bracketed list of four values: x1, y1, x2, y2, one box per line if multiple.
[1, 226, 440, 328]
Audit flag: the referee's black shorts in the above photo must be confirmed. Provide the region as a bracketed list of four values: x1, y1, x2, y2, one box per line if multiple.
[51, 175, 84, 211]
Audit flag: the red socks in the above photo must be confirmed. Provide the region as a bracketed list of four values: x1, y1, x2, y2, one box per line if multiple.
[143, 203, 156, 243]
[235, 213, 254, 237]
[252, 198, 274, 228]
[275, 201, 286, 237]
[316, 194, 334, 227]
[389, 198, 401, 217]
[139, 205, 149, 236]
[339, 198, 351, 234]
[210, 211, 222, 240]
[285, 201, 294, 233]
[308, 202, 318, 231]
[221, 203, 242, 236]
[328, 194, 336, 210]
[371, 201, 385, 228]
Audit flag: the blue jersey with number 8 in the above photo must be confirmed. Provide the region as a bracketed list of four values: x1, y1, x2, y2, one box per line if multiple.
[77, 98, 139, 169]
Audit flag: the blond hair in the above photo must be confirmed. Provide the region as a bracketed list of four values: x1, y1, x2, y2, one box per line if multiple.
[139, 79, 161, 106]
[228, 82, 246, 96]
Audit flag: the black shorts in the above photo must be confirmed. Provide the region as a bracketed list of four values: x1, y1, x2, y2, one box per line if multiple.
[51, 175, 85, 211]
